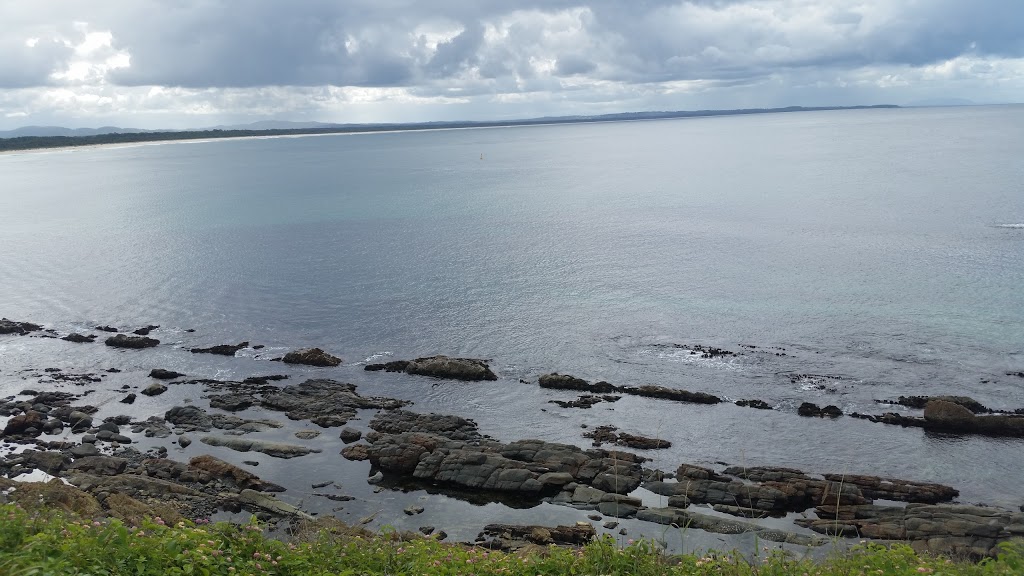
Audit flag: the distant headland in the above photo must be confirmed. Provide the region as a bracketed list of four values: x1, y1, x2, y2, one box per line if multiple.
[0, 104, 899, 152]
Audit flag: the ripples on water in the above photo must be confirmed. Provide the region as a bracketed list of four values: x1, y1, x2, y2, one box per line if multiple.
[1, 105, 1023, 509]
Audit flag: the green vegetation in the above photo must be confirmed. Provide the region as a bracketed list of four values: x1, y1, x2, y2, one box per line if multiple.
[1, 503, 1022, 576]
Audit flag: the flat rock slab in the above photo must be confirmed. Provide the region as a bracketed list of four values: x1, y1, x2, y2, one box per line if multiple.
[200, 435, 321, 458]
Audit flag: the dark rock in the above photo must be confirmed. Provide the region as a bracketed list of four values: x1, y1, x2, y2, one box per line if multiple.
[550, 395, 621, 409]
[0, 318, 43, 335]
[341, 444, 370, 461]
[404, 505, 425, 515]
[141, 383, 167, 396]
[132, 325, 159, 336]
[3, 410, 45, 436]
[94, 325, 119, 332]
[282, 348, 342, 367]
[70, 443, 99, 457]
[149, 368, 184, 380]
[242, 375, 289, 384]
[165, 406, 213, 431]
[120, 393, 137, 404]
[200, 436, 321, 458]
[419, 526, 435, 535]
[189, 454, 284, 491]
[821, 473, 958, 503]
[539, 373, 614, 393]
[178, 435, 192, 448]
[796, 502, 1019, 557]
[61, 333, 96, 343]
[583, 425, 670, 449]
[189, 342, 249, 356]
[105, 334, 159, 349]
[736, 399, 773, 410]
[402, 356, 496, 381]
[630, 385, 720, 404]
[896, 395, 991, 414]
[67, 411, 93, 431]
[259, 379, 407, 427]
[209, 393, 256, 412]
[339, 427, 362, 443]
[798, 402, 842, 418]
[69, 455, 127, 475]
[480, 523, 596, 547]
[20, 450, 69, 474]
[365, 356, 498, 380]
[922, 400, 1024, 437]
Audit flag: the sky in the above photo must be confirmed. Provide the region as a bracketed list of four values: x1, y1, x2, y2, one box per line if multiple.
[1, 0, 1022, 129]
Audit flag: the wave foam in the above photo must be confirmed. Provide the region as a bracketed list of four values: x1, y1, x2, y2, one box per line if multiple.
[995, 223, 1024, 229]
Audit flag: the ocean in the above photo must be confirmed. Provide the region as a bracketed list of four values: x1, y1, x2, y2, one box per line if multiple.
[1, 105, 1023, 543]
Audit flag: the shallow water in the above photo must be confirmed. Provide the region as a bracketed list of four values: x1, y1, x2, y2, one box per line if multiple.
[1, 105, 1023, 538]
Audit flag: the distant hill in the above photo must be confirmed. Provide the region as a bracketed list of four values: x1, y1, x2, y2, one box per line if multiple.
[0, 104, 900, 152]
[0, 125, 152, 138]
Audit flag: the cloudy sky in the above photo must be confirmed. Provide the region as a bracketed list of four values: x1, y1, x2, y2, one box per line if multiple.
[1, 0, 1022, 129]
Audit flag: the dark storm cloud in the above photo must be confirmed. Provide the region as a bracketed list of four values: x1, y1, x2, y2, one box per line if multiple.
[0, 0, 1022, 111]
[95, 0, 1024, 90]
[0, 36, 73, 88]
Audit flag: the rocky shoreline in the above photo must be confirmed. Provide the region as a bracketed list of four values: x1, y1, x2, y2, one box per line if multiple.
[2, 317, 1023, 557]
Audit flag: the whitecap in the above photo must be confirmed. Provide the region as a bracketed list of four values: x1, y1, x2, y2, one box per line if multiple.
[994, 223, 1024, 229]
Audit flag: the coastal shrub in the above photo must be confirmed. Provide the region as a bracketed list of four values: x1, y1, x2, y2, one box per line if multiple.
[0, 503, 1021, 575]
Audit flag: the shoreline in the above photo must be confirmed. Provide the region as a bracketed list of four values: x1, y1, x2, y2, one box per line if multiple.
[0, 104, 902, 155]
[2, 317, 1023, 557]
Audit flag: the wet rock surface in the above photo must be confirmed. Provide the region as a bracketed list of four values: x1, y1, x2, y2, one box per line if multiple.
[583, 425, 671, 449]
[365, 355, 497, 381]
[477, 523, 596, 549]
[190, 341, 250, 356]
[796, 503, 1024, 558]
[149, 368, 185, 380]
[798, 402, 843, 418]
[282, 347, 342, 367]
[0, 318, 43, 335]
[61, 333, 97, 343]
[105, 334, 159, 348]
[362, 409, 646, 497]
[538, 373, 721, 404]
[258, 378, 408, 427]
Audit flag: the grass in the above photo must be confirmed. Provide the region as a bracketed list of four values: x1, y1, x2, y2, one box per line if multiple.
[1, 503, 1022, 576]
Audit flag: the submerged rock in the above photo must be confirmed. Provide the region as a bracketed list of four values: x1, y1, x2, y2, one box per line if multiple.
[61, 333, 96, 343]
[282, 348, 342, 367]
